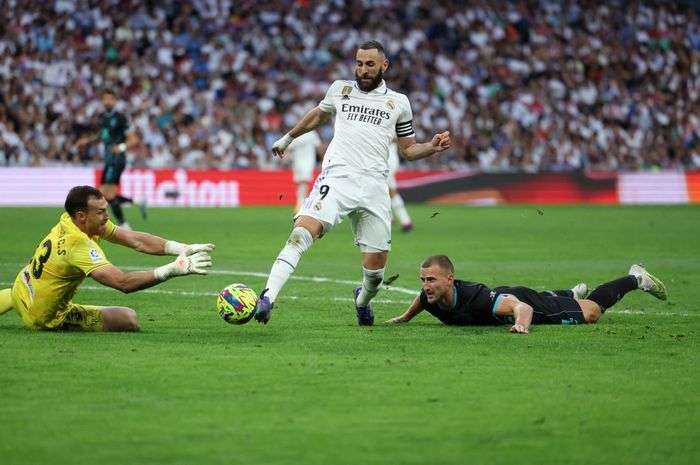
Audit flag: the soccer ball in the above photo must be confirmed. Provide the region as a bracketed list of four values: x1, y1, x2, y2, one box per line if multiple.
[217, 284, 258, 325]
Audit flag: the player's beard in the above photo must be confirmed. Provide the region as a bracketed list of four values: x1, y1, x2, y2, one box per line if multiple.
[356, 69, 384, 92]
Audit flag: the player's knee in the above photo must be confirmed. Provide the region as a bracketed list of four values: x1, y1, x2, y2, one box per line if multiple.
[123, 308, 139, 331]
[361, 252, 388, 270]
[293, 217, 323, 240]
[104, 307, 139, 332]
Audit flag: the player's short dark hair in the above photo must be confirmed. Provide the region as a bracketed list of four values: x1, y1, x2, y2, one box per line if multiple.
[65, 185, 104, 217]
[421, 255, 455, 275]
[359, 40, 386, 57]
[101, 87, 118, 97]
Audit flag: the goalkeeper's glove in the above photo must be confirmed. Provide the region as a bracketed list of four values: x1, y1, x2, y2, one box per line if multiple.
[272, 133, 295, 155]
[164, 241, 215, 256]
[154, 252, 212, 281]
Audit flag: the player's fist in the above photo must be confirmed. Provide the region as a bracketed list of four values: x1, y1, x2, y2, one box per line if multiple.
[431, 131, 451, 152]
[272, 133, 295, 158]
[509, 324, 529, 334]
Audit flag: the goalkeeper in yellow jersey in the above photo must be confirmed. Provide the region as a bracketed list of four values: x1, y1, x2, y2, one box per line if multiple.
[0, 185, 214, 332]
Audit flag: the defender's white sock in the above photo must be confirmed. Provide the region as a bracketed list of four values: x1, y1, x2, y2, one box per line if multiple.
[264, 227, 314, 302]
[356, 267, 385, 307]
[391, 194, 412, 226]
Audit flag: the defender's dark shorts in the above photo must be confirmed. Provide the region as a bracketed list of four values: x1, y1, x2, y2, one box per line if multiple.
[101, 160, 126, 185]
[495, 286, 585, 325]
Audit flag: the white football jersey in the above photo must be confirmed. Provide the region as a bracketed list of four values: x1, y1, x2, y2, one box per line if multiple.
[319, 79, 414, 176]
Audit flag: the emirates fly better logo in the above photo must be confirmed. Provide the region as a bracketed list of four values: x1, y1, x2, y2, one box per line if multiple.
[340, 103, 391, 125]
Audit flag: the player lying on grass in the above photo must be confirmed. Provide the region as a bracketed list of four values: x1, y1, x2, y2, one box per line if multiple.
[385, 254, 667, 333]
[0, 185, 214, 332]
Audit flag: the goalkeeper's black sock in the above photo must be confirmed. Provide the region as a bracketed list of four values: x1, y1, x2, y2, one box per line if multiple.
[109, 198, 126, 224]
[587, 276, 639, 313]
[115, 195, 133, 205]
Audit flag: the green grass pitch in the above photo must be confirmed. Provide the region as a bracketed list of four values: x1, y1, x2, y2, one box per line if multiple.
[1, 204, 699, 465]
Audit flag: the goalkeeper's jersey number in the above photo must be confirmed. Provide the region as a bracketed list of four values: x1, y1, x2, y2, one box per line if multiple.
[31, 239, 52, 279]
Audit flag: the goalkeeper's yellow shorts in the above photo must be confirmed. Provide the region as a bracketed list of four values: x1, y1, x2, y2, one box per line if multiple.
[54, 304, 105, 332]
[16, 302, 105, 332]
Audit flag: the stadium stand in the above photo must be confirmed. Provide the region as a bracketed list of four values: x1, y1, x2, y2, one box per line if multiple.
[1, 0, 700, 171]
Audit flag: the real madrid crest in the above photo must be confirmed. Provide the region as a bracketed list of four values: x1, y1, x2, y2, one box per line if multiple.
[314, 201, 323, 211]
[386, 98, 395, 110]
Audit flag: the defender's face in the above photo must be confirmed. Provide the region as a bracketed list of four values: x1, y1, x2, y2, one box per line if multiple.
[82, 196, 110, 236]
[420, 264, 454, 305]
[102, 93, 117, 112]
[355, 48, 388, 92]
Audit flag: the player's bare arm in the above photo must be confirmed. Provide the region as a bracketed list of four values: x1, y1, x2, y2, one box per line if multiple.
[272, 108, 332, 158]
[108, 227, 168, 255]
[385, 295, 424, 324]
[91, 264, 164, 293]
[398, 131, 451, 161]
[108, 228, 215, 256]
[494, 294, 533, 334]
[90, 249, 212, 294]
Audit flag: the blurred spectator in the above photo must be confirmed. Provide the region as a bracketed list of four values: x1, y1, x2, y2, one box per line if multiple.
[1, 0, 700, 172]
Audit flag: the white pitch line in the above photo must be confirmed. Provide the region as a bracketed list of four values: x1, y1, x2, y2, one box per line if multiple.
[605, 309, 697, 317]
[202, 268, 419, 295]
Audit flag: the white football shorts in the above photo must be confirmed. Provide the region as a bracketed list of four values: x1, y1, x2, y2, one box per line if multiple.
[296, 166, 392, 252]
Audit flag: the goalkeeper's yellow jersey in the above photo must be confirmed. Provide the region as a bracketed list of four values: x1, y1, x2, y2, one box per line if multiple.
[11, 213, 117, 329]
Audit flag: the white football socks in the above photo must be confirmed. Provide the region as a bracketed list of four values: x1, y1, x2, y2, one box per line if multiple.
[264, 227, 314, 302]
[356, 267, 385, 307]
[391, 194, 412, 226]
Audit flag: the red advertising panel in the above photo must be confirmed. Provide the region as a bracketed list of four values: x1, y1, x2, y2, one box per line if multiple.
[103, 169, 300, 207]
[686, 171, 700, 204]
[1, 167, 698, 207]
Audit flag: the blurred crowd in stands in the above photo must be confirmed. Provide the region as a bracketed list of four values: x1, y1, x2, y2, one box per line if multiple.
[1, 0, 700, 172]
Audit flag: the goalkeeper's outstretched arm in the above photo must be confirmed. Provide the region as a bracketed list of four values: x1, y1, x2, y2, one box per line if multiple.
[90, 251, 212, 294]
[108, 227, 215, 257]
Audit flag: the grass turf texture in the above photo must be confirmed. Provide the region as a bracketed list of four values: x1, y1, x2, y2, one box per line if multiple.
[0, 204, 698, 465]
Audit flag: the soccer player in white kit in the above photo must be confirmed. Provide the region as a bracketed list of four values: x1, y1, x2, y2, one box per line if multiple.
[254, 40, 451, 326]
[288, 130, 323, 212]
[388, 139, 414, 232]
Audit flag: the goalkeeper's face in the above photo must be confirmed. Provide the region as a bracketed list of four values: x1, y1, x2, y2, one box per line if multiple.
[81, 196, 110, 237]
[420, 264, 454, 306]
[355, 48, 388, 92]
